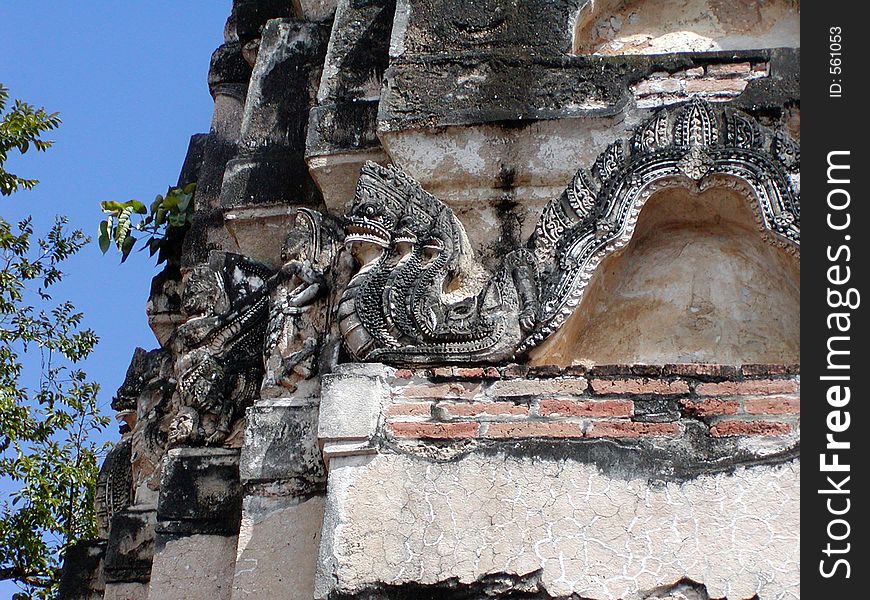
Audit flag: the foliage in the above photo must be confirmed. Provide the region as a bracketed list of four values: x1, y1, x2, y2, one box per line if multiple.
[1, 85, 107, 599]
[98, 183, 195, 264]
[0, 86, 61, 197]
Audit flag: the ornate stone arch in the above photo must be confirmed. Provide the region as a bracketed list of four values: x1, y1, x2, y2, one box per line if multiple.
[520, 99, 800, 355]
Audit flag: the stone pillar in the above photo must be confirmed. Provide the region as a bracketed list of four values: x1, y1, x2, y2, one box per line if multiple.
[306, 0, 395, 211]
[57, 540, 106, 600]
[146, 448, 242, 600]
[180, 33, 252, 268]
[220, 18, 331, 266]
[101, 506, 156, 600]
[146, 133, 208, 346]
[230, 398, 327, 599]
[317, 363, 389, 465]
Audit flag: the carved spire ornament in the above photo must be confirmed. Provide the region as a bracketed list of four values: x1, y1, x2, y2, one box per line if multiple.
[339, 100, 800, 364]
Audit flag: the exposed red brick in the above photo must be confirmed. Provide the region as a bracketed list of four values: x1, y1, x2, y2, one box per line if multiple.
[563, 365, 588, 377]
[387, 421, 479, 439]
[528, 364, 562, 378]
[695, 379, 798, 396]
[586, 421, 681, 438]
[680, 398, 739, 417]
[455, 367, 485, 379]
[706, 62, 752, 77]
[590, 364, 665, 377]
[740, 364, 800, 377]
[744, 396, 801, 415]
[710, 420, 792, 437]
[482, 367, 502, 379]
[663, 364, 739, 378]
[631, 365, 665, 377]
[484, 421, 583, 439]
[385, 402, 432, 417]
[632, 77, 683, 96]
[686, 78, 747, 95]
[440, 402, 528, 418]
[501, 363, 529, 378]
[394, 369, 414, 379]
[750, 62, 770, 77]
[397, 382, 481, 400]
[539, 398, 633, 418]
[490, 378, 588, 397]
[590, 378, 689, 396]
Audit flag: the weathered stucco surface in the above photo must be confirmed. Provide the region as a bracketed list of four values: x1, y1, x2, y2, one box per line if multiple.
[232, 495, 325, 599]
[317, 453, 799, 600]
[147, 534, 238, 600]
[574, 0, 800, 55]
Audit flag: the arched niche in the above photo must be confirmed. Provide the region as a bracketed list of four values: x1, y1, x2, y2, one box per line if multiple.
[522, 99, 800, 366]
[529, 181, 799, 366]
[572, 0, 800, 56]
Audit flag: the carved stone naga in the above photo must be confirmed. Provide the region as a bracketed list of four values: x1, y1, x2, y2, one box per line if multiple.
[339, 162, 539, 364]
[338, 99, 800, 364]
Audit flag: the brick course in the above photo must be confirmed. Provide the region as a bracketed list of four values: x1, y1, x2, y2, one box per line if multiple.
[696, 379, 799, 397]
[710, 420, 792, 437]
[384, 365, 799, 441]
[586, 421, 682, 438]
[744, 396, 800, 415]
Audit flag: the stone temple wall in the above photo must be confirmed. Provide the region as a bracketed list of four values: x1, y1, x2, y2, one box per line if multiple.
[58, 1, 800, 599]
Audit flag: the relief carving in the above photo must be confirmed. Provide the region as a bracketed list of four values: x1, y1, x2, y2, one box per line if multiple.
[167, 252, 273, 447]
[339, 162, 539, 364]
[262, 208, 342, 396]
[338, 99, 800, 364]
[112, 347, 174, 503]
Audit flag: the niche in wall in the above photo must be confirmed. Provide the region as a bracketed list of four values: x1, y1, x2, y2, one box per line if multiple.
[530, 183, 800, 366]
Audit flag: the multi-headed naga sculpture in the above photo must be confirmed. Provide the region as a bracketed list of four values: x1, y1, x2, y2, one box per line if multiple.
[339, 163, 539, 364]
[339, 99, 800, 364]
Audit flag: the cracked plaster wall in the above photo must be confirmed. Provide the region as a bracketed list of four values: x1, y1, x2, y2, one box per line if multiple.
[316, 453, 799, 600]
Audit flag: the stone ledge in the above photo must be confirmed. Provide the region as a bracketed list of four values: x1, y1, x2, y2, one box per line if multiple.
[156, 448, 242, 536]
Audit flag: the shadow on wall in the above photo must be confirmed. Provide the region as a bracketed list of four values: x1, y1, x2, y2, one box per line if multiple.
[530, 183, 800, 366]
[572, 0, 800, 55]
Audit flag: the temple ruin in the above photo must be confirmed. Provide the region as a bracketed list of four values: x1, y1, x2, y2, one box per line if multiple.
[59, 1, 800, 599]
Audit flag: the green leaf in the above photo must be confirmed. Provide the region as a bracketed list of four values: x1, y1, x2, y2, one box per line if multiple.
[100, 200, 125, 213]
[97, 221, 110, 253]
[177, 193, 193, 213]
[161, 193, 180, 209]
[120, 234, 135, 262]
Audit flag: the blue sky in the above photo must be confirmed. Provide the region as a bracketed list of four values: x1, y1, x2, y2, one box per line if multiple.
[1, 1, 232, 593]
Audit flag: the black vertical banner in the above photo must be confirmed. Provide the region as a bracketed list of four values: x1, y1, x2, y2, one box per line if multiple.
[803, 3, 865, 596]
